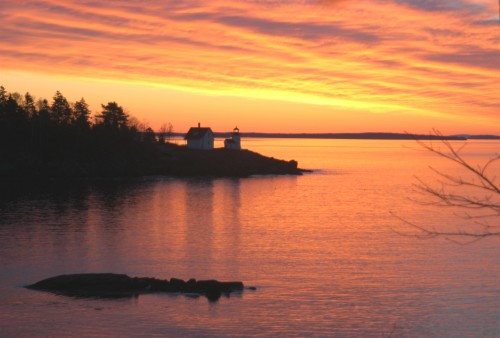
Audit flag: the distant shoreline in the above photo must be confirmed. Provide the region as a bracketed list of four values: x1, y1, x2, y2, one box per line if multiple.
[170, 132, 500, 140]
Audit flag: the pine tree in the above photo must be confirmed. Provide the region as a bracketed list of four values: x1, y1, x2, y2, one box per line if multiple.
[73, 97, 91, 130]
[51, 91, 73, 124]
[97, 102, 129, 129]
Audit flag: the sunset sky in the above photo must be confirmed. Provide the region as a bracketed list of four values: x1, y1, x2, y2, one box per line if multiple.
[1, 0, 499, 134]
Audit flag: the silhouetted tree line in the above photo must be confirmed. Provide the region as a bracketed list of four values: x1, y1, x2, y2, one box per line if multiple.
[0, 86, 167, 177]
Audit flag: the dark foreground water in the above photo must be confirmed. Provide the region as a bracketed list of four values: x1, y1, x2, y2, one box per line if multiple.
[1, 139, 499, 337]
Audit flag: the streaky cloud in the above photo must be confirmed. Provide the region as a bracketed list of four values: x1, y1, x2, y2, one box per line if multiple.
[394, 0, 488, 14]
[216, 15, 380, 44]
[170, 11, 380, 44]
[425, 50, 500, 71]
[0, 0, 499, 128]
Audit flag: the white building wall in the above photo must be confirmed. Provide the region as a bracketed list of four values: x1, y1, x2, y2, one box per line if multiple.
[187, 139, 202, 149]
[232, 134, 241, 150]
[187, 134, 214, 149]
[224, 134, 241, 150]
[203, 134, 214, 149]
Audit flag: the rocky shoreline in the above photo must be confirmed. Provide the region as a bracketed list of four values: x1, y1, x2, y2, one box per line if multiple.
[26, 273, 249, 301]
[161, 144, 307, 177]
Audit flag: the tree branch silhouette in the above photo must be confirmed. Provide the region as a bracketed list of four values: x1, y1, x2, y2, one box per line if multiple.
[395, 130, 500, 242]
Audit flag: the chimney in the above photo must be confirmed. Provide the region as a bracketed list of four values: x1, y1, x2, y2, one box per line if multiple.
[198, 122, 201, 128]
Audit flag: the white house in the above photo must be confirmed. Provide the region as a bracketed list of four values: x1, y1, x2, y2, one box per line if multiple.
[185, 123, 214, 150]
[224, 126, 241, 150]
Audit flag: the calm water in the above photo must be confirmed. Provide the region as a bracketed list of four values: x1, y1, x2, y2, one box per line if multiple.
[1, 139, 499, 337]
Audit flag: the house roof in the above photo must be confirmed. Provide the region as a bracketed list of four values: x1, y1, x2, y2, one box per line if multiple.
[185, 127, 213, 140]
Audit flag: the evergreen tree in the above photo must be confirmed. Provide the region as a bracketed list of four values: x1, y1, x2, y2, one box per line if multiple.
[0, 86, 164, 177]
[36, 98, 51, 122]
[34, 98, 51, 153]
[73, 97, 91, 130]
[51, 91, 73, 124]
[1, 93, 29, 154]
[10, 92, 23, 105]
[23, 92, 37, 117]
[0, 86, 8, 106]
[97, 101, 129, 129]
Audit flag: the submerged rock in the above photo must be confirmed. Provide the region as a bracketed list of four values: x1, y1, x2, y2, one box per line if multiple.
[26, 273, 245, 301]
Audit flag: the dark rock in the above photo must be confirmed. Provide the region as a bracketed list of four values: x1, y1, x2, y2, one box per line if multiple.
[194, 280, 222, 300]
[162, 146, 308, 177]
[169, 278, 186, 291]
[26, 273, 246, 301]
[141, 277, 172, 292]
[183, 278, 199, 293]
[217, 281, 244, 293]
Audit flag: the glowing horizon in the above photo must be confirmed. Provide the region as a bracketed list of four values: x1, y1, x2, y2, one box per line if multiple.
[1, 0, 499, 134]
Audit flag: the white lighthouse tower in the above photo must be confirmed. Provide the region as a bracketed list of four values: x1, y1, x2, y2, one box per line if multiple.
[224, 126, 241, 150]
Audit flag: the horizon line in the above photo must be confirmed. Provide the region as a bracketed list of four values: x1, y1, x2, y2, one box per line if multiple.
[164, 131, 500, 140]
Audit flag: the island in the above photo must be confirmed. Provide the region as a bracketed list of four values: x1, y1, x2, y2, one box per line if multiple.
[156, 143, 304, 177]
[26, 273, 249, 301]
[2, 141, 306, 178]
[0, 87, 307, 178]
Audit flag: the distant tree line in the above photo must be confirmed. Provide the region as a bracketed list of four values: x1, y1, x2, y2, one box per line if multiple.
[0, 86, 172, 177]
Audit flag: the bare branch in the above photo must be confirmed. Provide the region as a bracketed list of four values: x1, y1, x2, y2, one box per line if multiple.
[396, 130, 500, 241]
[391, 213, 500, 244]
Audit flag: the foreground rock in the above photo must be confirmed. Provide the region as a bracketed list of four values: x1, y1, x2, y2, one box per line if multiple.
[26, 273, 245, 301]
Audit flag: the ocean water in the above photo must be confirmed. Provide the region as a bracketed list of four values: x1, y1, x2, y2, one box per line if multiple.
[0, 138, 499, 337]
